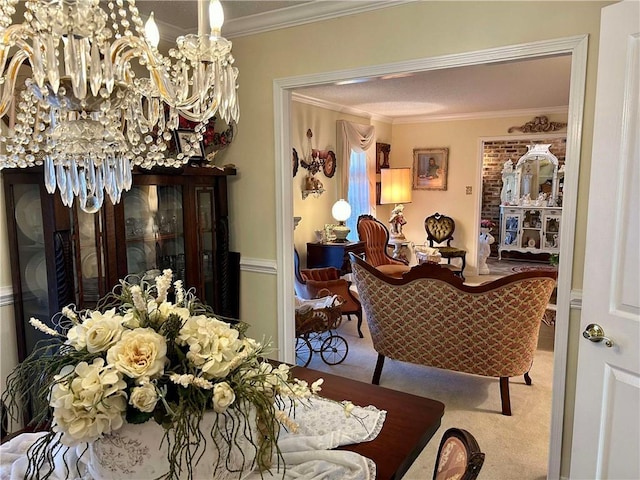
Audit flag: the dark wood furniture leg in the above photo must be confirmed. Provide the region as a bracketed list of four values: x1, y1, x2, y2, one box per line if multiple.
[373, 354, 385, 385]
[524, 371, 532, 385]
[500, 376, 512, 416]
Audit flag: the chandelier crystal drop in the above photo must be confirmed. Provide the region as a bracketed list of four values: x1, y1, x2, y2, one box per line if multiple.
[0, 0, 239, 212]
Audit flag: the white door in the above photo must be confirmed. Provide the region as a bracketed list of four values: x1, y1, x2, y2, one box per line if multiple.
[570, 1, 640, 478]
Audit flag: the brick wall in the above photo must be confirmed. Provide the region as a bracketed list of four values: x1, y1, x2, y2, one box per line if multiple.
[482, 138, 566, 256]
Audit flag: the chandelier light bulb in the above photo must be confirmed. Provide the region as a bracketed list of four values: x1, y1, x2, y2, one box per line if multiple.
[209, 0, 225, 36]
[145, 12, 160, 49]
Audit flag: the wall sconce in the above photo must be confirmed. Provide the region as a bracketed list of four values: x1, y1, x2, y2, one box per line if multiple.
[300, 129, 337, 178]
[380, 168, 412, 240]
[331, 199, 352, 242]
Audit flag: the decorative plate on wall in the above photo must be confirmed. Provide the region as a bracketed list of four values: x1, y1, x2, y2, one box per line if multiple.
[292, 148, 299, 177]
[323, 150, 336, 178]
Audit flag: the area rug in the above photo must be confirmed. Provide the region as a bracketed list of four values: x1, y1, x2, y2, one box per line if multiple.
[512, 265, 557, 273]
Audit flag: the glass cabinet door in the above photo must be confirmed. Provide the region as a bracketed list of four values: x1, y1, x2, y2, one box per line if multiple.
[196, 187, 215, 306]
[543, 214, 561, 250]
[10, 184, 50, 355]
[123, 186, 158, 277]
[74, 209, 106, 305]
[156, 186, 185, 283]
[503, 213, 521, 246]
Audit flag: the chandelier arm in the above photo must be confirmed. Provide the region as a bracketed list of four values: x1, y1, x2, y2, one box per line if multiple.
[0, 48, 30, 118]
[110, 36, 177, 103]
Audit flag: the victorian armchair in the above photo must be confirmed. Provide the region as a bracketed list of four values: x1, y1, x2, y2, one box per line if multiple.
[349, 253, 556, 415]
[424, 212, 467, 280]
[294, 249, 363, 337]
[356, 214, 410, 278]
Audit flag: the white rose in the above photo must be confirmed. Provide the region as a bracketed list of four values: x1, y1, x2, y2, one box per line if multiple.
[66, 309, 125, 352]
[213, 382, 236, 413]
[107, 328, 167, 379]
[129, 383, 159, 413]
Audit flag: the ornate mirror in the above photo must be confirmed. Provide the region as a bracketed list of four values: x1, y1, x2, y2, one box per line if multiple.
[514, 144, 560, 206]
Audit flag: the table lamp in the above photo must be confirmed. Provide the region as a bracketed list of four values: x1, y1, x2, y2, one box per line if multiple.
[331, 199, 352, 242]
[380, 168, 412, 240]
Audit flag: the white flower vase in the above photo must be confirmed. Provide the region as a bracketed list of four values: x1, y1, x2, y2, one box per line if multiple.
[478, 228, 495, 275]
[85, 408, 261, 480]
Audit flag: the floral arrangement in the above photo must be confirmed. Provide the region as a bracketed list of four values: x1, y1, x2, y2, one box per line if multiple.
[480, 219, 496, 229]
[3, 270, 321, 479]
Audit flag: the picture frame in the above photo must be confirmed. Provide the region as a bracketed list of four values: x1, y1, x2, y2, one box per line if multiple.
[376, 143, 390, 174]
[413, 147, 449, 190]
[175, 129, 205, 161]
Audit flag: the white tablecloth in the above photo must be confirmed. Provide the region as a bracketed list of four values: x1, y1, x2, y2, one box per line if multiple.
[0, 397, 386, 480]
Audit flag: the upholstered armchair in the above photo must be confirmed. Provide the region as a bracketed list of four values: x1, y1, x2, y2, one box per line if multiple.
[294, 249, 364, 337]
[349, 253, 556, 415]
[356, 214, 410, 278]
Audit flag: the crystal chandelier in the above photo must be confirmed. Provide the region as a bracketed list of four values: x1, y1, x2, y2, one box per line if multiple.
[0, 0, 239, 213]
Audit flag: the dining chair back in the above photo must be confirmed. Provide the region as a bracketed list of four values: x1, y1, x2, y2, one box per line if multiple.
[433, 428, 485, 480]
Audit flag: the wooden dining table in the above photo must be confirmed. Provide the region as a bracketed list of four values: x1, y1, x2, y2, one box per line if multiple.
[292, 366, 446, 480]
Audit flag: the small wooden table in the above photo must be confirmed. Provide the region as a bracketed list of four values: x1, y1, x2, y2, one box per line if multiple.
[292, 366, 445, 480]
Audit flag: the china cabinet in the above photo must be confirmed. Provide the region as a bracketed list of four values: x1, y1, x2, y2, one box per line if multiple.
[3, 166, 239, 362]
[498, 144, 563, 259]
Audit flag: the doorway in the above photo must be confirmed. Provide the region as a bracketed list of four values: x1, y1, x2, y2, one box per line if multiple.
[274, 35, 588, 479]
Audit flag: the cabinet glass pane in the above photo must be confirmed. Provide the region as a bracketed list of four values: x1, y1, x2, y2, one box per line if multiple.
[157, 186, 186, 283]
[12, 184, 50, 353]
[544, 216, 561, 249]
[76, 209, 105, 304]
[197, 188, 214, 306]
[504, 215, 520, 245]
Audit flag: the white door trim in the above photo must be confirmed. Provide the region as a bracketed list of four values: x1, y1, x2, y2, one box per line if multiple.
[273, 34, 588, 479]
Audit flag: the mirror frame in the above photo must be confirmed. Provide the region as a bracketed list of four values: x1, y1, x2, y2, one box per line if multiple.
[514, 144, 560, 206]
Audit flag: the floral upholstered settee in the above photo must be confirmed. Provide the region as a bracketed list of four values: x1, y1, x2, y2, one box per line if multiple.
[349, 253, 557, 415]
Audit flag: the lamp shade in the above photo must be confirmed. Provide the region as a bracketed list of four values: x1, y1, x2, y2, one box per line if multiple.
[331, 199, 352, 222]
[380, 168, 412, 204]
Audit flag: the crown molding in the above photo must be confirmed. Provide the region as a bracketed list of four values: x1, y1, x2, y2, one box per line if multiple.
[393, 105, 569, 124]
[292, 92, 568, 124]
[292, 92, 393, 124]
[224, 1, 416, 39]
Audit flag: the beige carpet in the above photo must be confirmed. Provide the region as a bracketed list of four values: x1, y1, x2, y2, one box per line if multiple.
[300, 311, 555, 480]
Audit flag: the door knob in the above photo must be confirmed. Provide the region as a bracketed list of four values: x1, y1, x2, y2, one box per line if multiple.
[582, 323, 614, 347]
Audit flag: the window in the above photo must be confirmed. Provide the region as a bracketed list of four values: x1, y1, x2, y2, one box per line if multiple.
[346, 150, 369, 241]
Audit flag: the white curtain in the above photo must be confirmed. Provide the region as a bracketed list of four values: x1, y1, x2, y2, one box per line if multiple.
[336, 120, 376, 207]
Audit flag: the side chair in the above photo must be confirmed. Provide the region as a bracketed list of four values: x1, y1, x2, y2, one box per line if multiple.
[433, 428, 485, 480]
[424, 212, 467, 280]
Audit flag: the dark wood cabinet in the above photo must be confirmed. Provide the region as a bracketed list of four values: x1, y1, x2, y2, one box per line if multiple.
[306, 241, 365, 275]
[3, 166, 239, 362]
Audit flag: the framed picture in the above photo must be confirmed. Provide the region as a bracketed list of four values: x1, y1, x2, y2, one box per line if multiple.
[376, 143, 390, 174]
[175, 129, 205, 161]
[413, 148, 449, 190]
